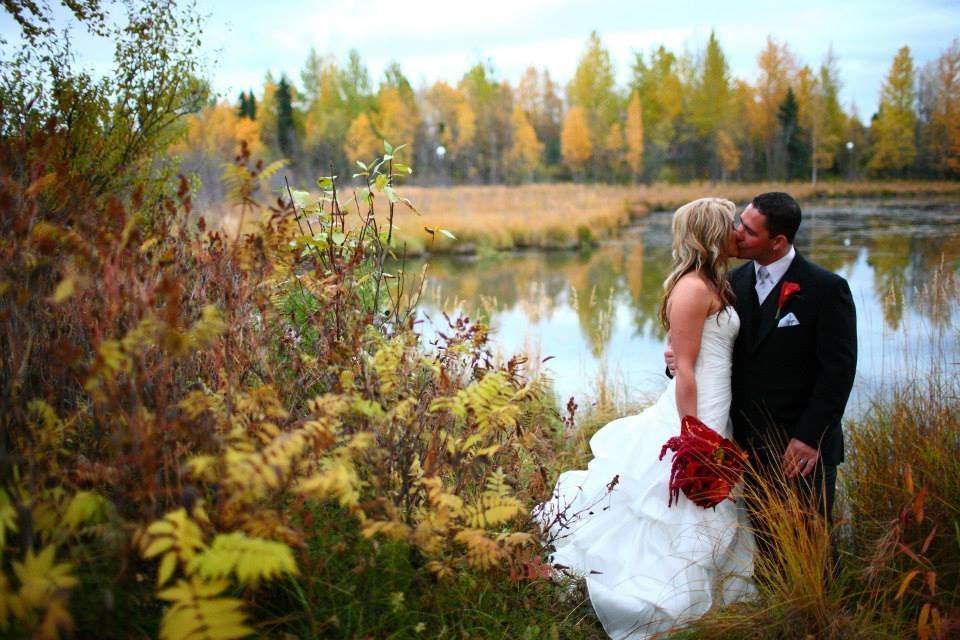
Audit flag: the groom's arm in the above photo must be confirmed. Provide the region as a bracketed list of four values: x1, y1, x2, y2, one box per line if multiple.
[792, 275, 857, 450]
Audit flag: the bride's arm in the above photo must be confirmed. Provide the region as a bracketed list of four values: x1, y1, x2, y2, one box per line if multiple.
[666, 276, 713, 420]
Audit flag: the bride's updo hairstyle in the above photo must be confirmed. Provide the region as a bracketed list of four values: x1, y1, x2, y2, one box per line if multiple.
[658, 197, 737, 330]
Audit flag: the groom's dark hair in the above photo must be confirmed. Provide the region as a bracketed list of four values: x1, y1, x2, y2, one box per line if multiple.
[752, 192, 801, 243]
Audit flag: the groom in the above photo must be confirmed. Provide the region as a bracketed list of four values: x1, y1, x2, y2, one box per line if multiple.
[728, 192, 857, 529]
[667, 192, 857, 527]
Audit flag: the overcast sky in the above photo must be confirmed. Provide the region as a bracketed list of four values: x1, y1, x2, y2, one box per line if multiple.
[3, 0, 959, 117]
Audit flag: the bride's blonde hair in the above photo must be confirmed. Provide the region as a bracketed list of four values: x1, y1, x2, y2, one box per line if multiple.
[658, 197, 737, 330]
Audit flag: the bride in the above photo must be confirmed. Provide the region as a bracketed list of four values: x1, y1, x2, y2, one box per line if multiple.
[538, 198, 756, 639]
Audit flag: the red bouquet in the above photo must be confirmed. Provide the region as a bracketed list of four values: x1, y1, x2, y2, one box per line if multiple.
[659, 416, 748, 509]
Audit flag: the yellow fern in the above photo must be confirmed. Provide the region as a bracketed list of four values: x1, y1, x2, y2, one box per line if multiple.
[462, 469, 522, 528]
[462, 494, 522, 529]
[297, 457, 363, 507]
[429, 371, 523, 435]
[185, 305, 227, 351]
[26, 399, 65, 458]
[187, 532, 297, 586]
[361, 520, 412, 541]
[0, 489, 16, 548]
[0, 571, 25, 630]
[61, 491, 109, 531]
[140, 508, 207, 587]
[157, 577, 252, 640]
[12, 545, 78, 609]
[454, 529, 505, 571]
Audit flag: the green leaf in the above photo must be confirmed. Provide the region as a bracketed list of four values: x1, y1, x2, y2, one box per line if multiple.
[374, 174, 389, 191]
[356, 160, 368, 170]
[331, 232, 346, 245]
[383, 186, 400, 204]
[440, 229, 457, 240]
[289, 189, 311, 208]
[63, 491, 109, 529]
[316, 176, 336, 190]
[353, 399, 385, 418]
[383, 140, 394, 154]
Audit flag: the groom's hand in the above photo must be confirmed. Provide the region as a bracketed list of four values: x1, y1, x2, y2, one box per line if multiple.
[783, 438, 819, 478]
[664, 340, 677, 377]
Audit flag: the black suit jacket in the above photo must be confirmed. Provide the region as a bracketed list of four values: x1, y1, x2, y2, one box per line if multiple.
[730, 253, 857, 467]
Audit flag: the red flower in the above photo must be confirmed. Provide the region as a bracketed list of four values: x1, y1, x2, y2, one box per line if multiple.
[659, 416, 748, 509]
[776, 281, 801, 319]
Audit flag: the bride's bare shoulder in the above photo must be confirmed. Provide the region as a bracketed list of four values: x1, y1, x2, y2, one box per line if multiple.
[667, 273, 720, 318]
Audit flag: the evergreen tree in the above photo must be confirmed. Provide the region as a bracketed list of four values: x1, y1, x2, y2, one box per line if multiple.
[237, 90, 257, 120]
[237, 91, 249, 119]
[275, 75, 296, 160]
[778, 87, 808, 180]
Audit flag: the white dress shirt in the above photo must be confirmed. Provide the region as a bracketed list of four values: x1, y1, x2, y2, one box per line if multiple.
[755, 245, 796, 305]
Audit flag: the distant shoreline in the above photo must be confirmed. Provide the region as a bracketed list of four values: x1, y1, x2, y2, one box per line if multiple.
[216, 180, 960, 257]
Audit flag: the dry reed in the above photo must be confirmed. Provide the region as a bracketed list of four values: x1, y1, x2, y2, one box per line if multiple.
[213, 180, 960, 257]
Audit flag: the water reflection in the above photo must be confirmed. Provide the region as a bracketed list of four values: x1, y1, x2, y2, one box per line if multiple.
[412, 199, 960, 412]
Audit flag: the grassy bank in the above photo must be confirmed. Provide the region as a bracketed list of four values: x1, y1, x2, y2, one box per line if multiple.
[215, 180, 960, 257]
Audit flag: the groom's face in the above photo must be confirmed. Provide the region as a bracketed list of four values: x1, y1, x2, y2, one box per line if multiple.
[735, 204, 783, 262]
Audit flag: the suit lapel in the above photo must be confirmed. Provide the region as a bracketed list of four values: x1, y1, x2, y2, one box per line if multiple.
[753, 253, 807, 350]
[734, 263, 757, 347]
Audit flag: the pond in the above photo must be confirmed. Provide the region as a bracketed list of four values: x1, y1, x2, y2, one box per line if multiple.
[410, 198, 960, 416]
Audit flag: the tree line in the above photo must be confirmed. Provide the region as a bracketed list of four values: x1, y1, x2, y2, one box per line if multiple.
[173, 32, 960, 195]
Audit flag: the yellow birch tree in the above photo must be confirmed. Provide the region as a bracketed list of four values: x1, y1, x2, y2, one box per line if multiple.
[171, 102, 264, 160]
[604, 121, 625, 179]
[507, 105, 543, 182]
[625, 90, 644, 182]
[344, 113, 380, 167]
[869, 46, 917, 175]
[928, 39, 960, 176]
[375, 86, 417, 155]
[561, 106, 592, 177]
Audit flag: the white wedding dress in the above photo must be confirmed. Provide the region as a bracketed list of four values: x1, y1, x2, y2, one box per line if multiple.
[538, 307, 756, 639]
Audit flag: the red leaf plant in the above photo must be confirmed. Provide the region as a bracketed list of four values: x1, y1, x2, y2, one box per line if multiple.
[659, 415, 748, 509]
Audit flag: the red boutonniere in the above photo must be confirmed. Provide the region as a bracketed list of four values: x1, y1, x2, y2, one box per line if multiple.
[776, 281, 801, 320]
[659, 416, 748, 509]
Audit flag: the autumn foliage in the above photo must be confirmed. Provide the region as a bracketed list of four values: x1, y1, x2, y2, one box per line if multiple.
[0, 119, 571, 637]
